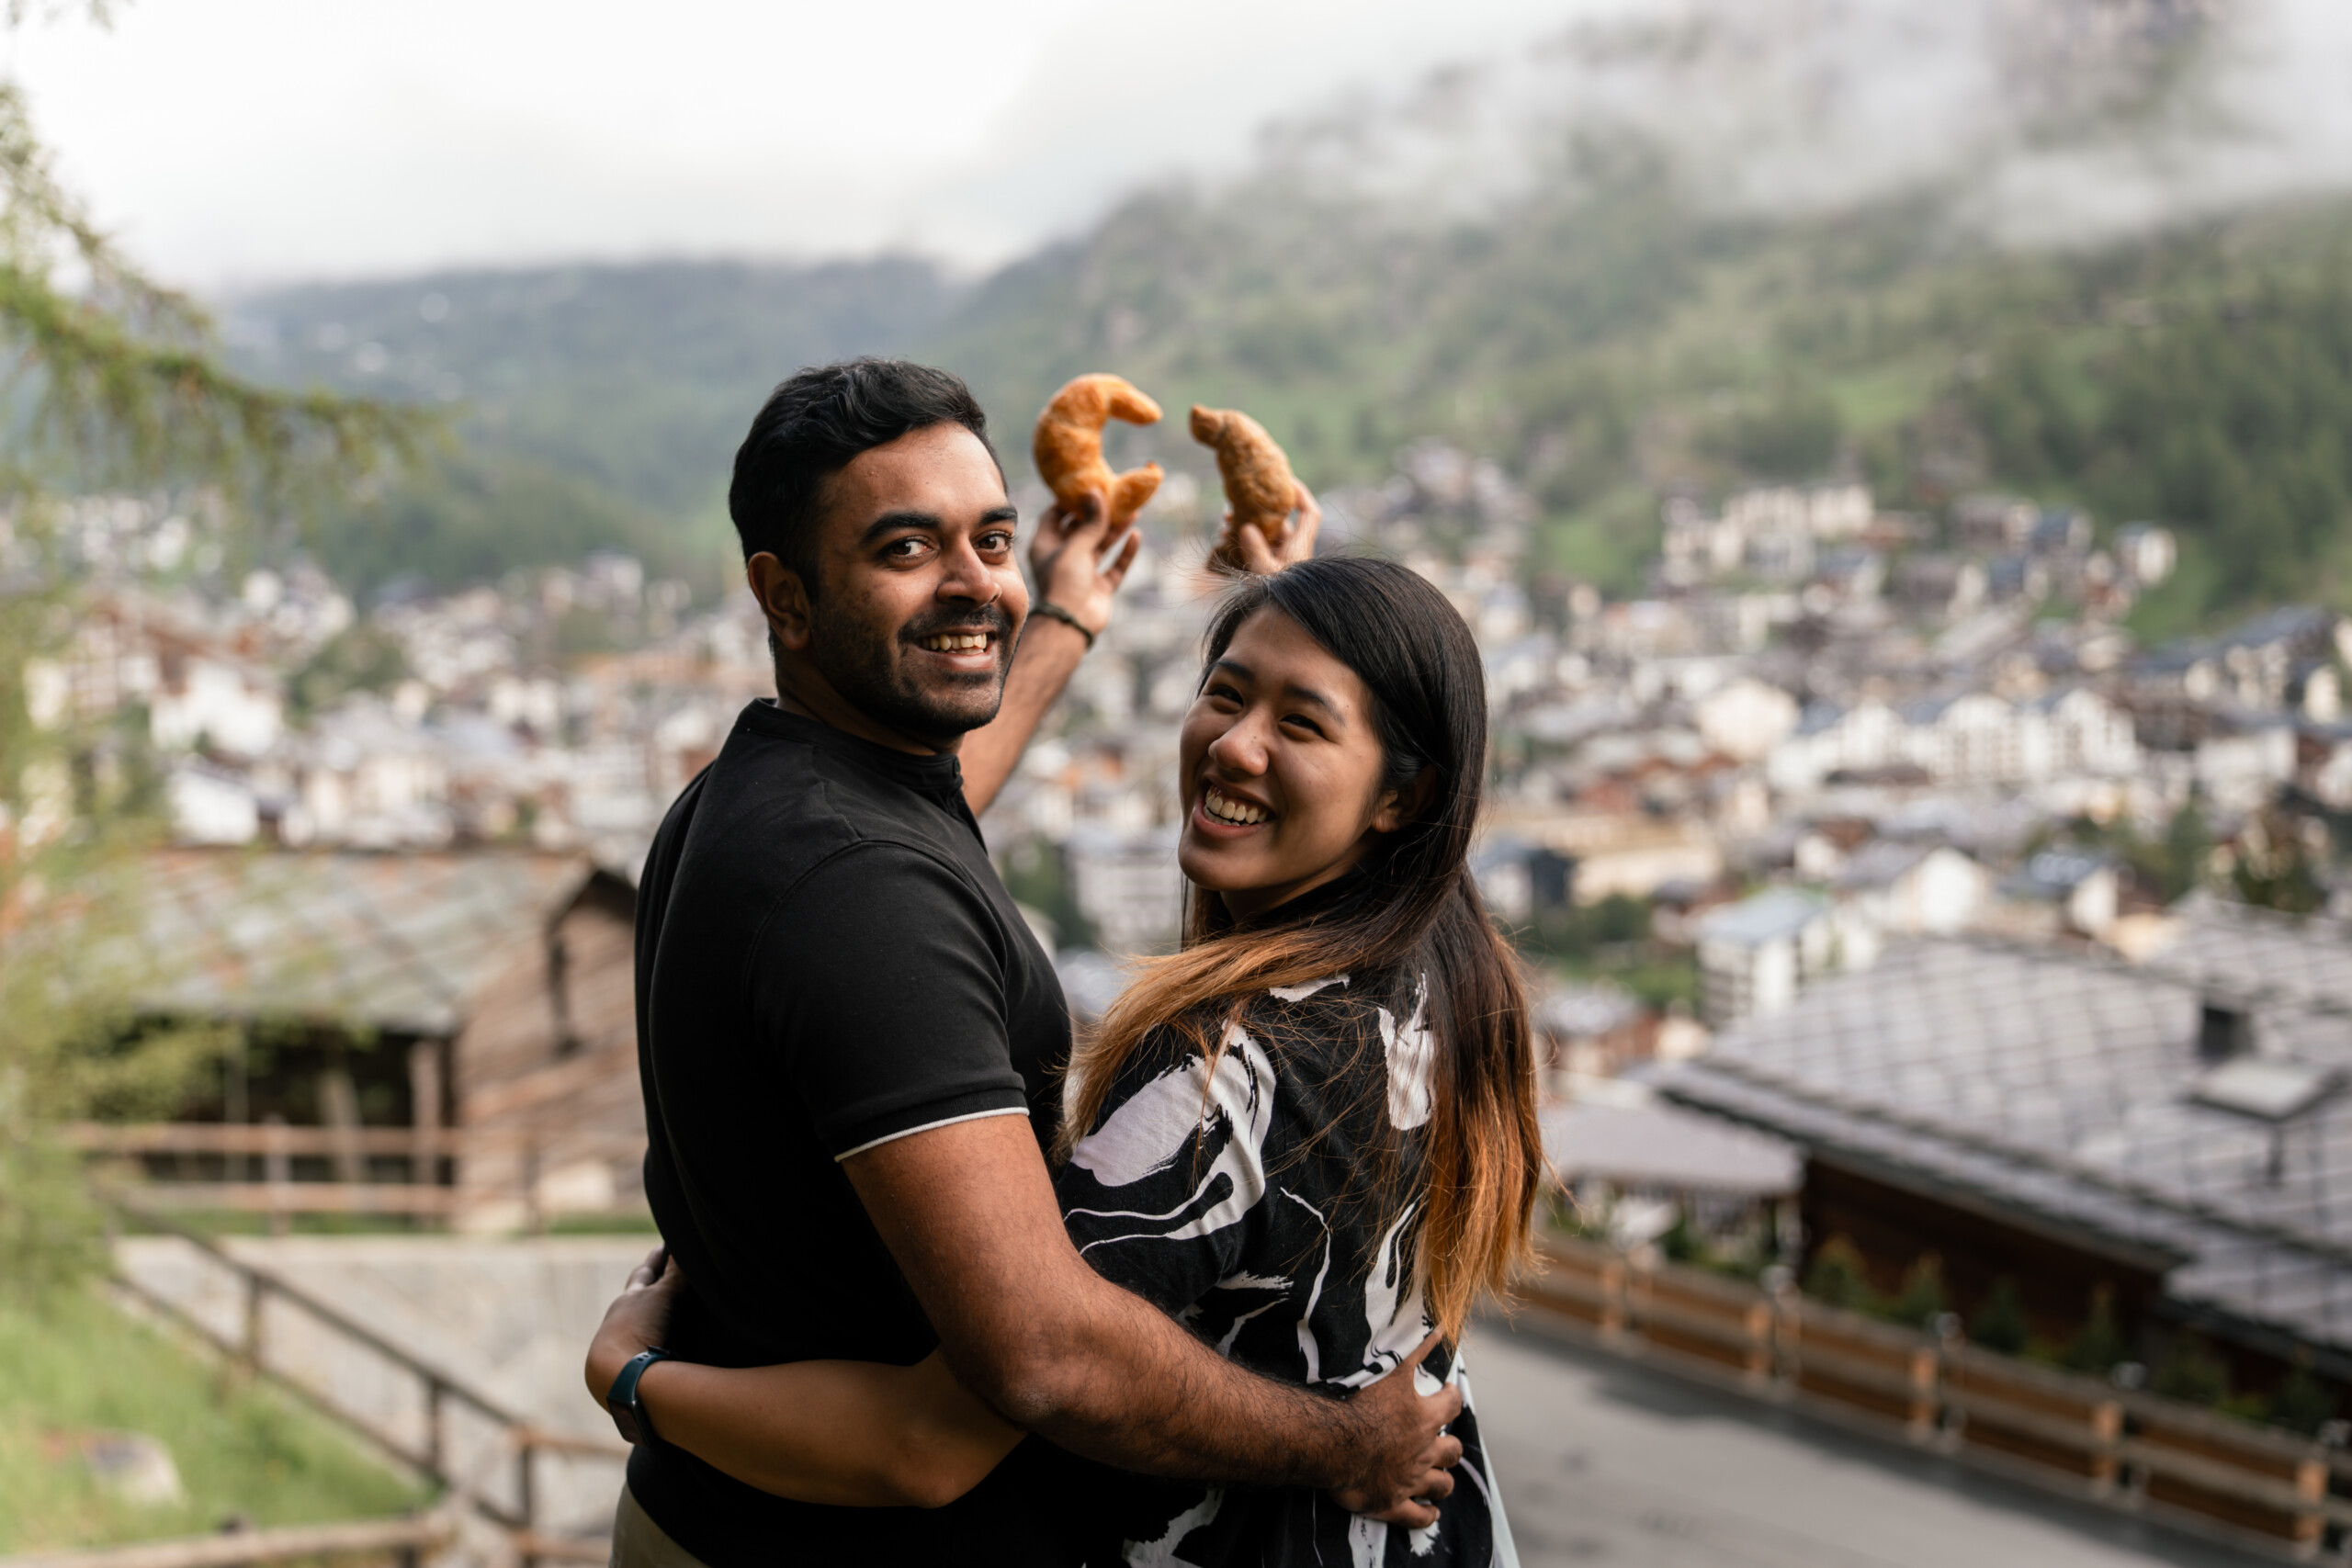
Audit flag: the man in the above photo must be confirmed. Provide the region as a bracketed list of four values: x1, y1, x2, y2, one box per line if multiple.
[617, 360, 1458, 1564]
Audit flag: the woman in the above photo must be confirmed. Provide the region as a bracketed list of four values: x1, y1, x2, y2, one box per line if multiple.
[589, 550, 1543, 1564]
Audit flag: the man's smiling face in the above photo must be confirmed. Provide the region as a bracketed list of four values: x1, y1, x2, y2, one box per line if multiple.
[793, 423, 1028, 747]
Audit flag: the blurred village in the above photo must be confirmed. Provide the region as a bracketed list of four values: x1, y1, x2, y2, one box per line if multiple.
[32, 432, 2352, 1544]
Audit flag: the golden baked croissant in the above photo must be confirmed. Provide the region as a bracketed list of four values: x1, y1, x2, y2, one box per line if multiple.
[1033, 374, 1163, 527]
[1190, 404, 1296, 547]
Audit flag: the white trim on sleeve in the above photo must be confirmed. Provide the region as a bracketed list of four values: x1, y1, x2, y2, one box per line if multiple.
[833, 1106, 1030, 1162]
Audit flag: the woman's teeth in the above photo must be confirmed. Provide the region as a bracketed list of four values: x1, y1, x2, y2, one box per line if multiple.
[920, 632, 991, 652]
[1203, 787, 1268, 826]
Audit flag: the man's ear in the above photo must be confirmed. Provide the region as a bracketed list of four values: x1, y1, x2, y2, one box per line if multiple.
[1370, 768, 1441, 834]
[746, 552, 814, 653]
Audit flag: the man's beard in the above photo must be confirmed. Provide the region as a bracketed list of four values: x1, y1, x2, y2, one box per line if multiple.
[808, 596, 1014, 741]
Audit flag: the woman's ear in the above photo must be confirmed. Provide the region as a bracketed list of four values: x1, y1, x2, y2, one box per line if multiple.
[1371, 768, 1440, 834]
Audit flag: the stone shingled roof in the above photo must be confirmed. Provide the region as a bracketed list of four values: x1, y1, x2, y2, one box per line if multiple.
[1656, 897, 2352, 1355]
[133, 849, 605, 1037]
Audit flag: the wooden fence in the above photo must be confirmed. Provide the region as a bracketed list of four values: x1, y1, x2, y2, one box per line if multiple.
[1524, 1231, 2348, 1561]
[68, 1122, 648, 1231]
[0, 1512, 455, 1568]
[105, 1204, 628, 1566]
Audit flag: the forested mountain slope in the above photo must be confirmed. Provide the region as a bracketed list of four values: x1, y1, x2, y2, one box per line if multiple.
[231, 152, 2352, 626]
[228, 259, 953, 590]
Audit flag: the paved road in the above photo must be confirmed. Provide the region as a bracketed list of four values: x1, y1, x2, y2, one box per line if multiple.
[1470, 1319, 2275, 1568]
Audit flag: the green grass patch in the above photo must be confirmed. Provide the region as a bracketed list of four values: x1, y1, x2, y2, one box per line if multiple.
[1552, 952, 1701, 1015]
[129, 1213, 432, 1238]
[0, 1286, 426, 1553]
[547, 1212, 662, 1236]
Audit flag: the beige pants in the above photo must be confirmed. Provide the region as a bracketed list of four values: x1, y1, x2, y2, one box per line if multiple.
[610, 1485, 710, 1568]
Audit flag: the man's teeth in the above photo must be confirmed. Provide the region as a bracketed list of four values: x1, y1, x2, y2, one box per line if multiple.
[920, 632, 992, 651]
[1204, 788, 1268, 826]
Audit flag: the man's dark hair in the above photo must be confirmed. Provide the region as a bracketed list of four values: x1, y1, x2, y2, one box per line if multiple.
[728, 357, 999, 595]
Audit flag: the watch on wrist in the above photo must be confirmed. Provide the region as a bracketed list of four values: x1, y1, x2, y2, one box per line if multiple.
[605, 1348, 674, 1446]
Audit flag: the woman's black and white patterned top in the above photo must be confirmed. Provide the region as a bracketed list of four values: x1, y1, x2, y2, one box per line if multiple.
[1052, 967, 1519, 1568]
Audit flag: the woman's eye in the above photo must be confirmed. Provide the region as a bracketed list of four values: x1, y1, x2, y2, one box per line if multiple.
[1283, 715, 1325, 738]
[1204, 683, 1241, 707]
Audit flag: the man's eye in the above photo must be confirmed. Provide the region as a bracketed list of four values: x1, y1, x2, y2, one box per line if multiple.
[885, 537, 931, 560]
[978, 530, 1015, 552]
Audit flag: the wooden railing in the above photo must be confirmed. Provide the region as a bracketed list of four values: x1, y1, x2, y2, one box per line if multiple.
[69, 1122, 647, 1229]
[104, 1202, 628, 1565]
[1524, 1231, 2348, 1561]
[0, 1512, 455, 1568]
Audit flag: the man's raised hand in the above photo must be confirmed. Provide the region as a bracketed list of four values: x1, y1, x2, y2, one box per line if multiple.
[1029, 485, 1141, 639]
[1325, 1329, 1464, 1529]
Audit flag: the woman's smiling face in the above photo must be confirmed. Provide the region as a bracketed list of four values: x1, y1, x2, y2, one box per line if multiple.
[1177, 605, 1409, 923]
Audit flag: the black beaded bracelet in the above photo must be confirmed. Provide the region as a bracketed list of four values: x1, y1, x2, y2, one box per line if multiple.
[1031, 599, 1096, 649]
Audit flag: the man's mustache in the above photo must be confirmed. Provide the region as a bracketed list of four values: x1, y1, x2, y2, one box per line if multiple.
[899, 604, 1015, 645]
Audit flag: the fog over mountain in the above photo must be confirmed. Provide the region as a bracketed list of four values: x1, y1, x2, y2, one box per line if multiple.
[27, 0, 2348, 287]
[1253, 0, 2352, 246]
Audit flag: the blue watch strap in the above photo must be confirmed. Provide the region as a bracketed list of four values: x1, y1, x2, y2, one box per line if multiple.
[605, 1348, 673, 1446]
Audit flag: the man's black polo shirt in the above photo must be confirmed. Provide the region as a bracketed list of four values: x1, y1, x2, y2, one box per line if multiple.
[628, 699, 1071, 1564]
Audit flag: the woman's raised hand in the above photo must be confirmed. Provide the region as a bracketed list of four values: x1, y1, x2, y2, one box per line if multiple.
[584, 1245, 684, 1402]
[1216, 480, 1321, 576]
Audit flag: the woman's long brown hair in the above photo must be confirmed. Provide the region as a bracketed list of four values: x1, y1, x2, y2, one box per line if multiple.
[1057, 558, 1543, 1342]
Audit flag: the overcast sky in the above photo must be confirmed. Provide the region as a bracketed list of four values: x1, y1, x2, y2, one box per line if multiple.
[8, 0, 1586, 289]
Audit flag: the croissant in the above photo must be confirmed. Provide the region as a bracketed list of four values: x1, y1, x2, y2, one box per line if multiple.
[1190, 405, 1296, 548]
[1033, 374, 1163, 527]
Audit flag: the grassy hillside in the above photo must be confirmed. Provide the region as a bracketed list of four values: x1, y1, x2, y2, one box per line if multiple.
[0, 1287, 424, 1552]
[231, 154, 2352, 626]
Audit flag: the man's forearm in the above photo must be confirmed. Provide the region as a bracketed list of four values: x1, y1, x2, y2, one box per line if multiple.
[848, 1113, 1450, 1507]
[960, 616, 1087, 816]
[954, 1258, 1374, 1491]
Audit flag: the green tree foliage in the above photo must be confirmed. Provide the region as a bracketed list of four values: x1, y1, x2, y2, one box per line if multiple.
[312, 452, 695, 601]
[1803, 1235, 1881, 1314]
[1529, 891, 1651, 955]
[2060, 1285, 2129, 1374]
[995, 838, 1096, 952]
[1971, 1278, 2030, 1355]
[1703, 378, 1843, 479]
[2153, 1333, 2233, 1406]
[2272, 1364, 2338, 1437]
[0, 76, 416, 1301]
[1889, 1254, 1948, 1328]
[2067, 801, 2211, 905]
[2154, 801, 2216, 904]
[2231, 806, 2328, 915]
[288, 625, 408, 721]
[237, 257, 952, 521]
[1965, 273, 2352, 609]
